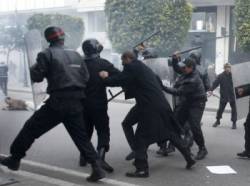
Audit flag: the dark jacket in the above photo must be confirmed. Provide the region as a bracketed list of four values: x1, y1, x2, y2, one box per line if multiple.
[103, 59, 182, 145]
[211, 71, 235, 102]
[172, 57, 210, 91]
[30, 43, 89, 98]
[163, 70, 207, 107]
[84, 57, 120, 109]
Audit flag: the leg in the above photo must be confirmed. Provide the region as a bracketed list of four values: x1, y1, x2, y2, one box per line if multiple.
[1, 104, 61, 171]
[63, 111, 105, 181]
[244, 113, 250, 153]
[10, 104, 61, 160]
[63, 112, 99, 164]
[237, 112, 250, 158]
[215, 100, 227, 126]
[91, 109, 110, 152]
[90, 108, 113, 173]
[126, 134, 149, 178]
[188, 102, 207, 160]
[168, 132, 195, 169]
[122, 106, 139, 151]
[229, 101, 237, 129]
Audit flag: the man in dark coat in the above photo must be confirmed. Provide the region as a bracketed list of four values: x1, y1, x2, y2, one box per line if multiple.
[163, 55, 208, 160]
[209, 63, 237, 129]
[0, 27, 105, 182]
[99, 51, 195, 178]
[79, 39, 120, 173]
[236, 85, 250, 158]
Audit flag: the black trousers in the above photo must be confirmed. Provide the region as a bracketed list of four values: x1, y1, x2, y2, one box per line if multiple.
[244, 112, 250, 152]
[134, 131, 192, 171]
[122, 105, 138, 151]
[84, 107, 110, 151]
[10, 98, 98, 164]
[175, 101, 206, 148]
[216, 100, 237, 123]
[122, 106, 192, 171]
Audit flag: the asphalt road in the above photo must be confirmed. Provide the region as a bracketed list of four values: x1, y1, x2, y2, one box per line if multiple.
[0, 102, 249, 186]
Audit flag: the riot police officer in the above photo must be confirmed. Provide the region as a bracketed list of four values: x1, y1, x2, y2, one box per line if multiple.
[0, 27, 105, 182]
[163, 56, 208, 160]
[79, 39, 120, 173]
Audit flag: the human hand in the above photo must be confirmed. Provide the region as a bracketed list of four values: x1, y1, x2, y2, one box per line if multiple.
[99, 71, 109, 79]
[237, 88, 244, 96]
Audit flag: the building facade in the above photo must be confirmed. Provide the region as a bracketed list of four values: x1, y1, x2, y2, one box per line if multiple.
[0, 0, 238, 73]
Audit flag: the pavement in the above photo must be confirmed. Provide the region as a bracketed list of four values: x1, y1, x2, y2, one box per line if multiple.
[0, 99, 248, 186]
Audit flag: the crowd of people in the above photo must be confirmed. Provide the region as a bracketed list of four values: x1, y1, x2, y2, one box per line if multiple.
[0, 26, 249, 183]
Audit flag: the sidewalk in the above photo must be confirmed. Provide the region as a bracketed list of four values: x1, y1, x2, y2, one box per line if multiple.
[0, 168, 83, 186]
[0, 170, 53, 186]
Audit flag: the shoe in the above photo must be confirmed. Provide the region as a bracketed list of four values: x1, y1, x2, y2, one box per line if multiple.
[126, 170, 149, 178]
[195, 147, 208, 160]
[0, 156, 20, 171]
[166, 143, 176, 153]
[86, 161, 105, 182]
[186, 158, 196, 169]
[156, 147, 168, 156]
[98, 148, 114, 173]
[232, 123, 237, 129]
[125, 151, 135, 161]
[213, 120, 220, 127]
[237, 151, 250, 158]
[100, 160, 114, 173]
[79, 155, 87, 167]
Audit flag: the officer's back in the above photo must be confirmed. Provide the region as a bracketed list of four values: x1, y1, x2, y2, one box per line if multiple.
[30, 27, 89, 99]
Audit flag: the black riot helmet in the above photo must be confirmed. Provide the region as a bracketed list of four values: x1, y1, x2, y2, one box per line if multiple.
[44, 26, 65, 43]
[82, 39, 104, 57]
[142, 48, 158, 59]
[189, 51, 201, 65]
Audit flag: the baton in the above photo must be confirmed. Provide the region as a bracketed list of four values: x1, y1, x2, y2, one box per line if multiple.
[133, 30, 161, 49]
[108, 90, 124, 102]
[207, 93, 220, 99]
[168, 46, 202, 57]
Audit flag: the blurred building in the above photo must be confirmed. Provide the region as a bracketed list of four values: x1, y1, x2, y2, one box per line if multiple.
[0, 0, 240, 73]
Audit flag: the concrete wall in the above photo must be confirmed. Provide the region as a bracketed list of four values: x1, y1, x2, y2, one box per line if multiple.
[215, 6, 231, 74]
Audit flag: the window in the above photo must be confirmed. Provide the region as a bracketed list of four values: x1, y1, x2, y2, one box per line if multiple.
[88, 11, 106, 32]
[190, 11, 216, 32]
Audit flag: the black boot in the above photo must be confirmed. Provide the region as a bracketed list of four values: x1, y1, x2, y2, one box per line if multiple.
[237, 151, 250, 158]
[156, 142, 168, 156]
[125, 151, 135, 161]
[213, 120, 220, 127]
[232, 122, 237, 129]
[126, 169, 149, 178]
[79, 155, 87, 167]
[0, 156, 20, 171]
[98, 148, 114, 173]
[86, 161, 105, 182]
[195, 147, 208, 160]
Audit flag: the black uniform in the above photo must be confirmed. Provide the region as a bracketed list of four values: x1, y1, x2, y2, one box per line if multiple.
[9, 44, 99, 164]
[84, 57, 120, 151]
[211, 71, 237, 123]
[0, 63, 8, 96]
[235, 84, 250, 156]
[164, 57, 207, 154]
[103, 59, 193, 172]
